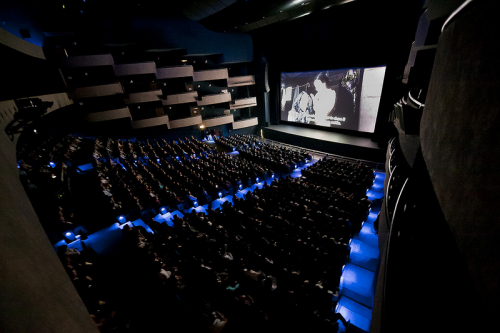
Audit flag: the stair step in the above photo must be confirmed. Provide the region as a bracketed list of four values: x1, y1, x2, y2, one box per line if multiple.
[353, 223, 378, 247]
[337, 305, 371, 333]
[340, 263, 375, 308]
[338, 296, 373, 320]
[350, 239, 379, 272]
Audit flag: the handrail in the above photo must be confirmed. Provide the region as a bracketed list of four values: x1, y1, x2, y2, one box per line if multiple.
[441, 0, 474, 33]
[381, 177, 409, 332]
[385, 165, 397, 229]
[408, 90, 425, 108]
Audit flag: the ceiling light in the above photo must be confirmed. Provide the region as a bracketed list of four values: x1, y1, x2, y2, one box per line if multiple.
[293, 12, 311, 20]
[181, 59, 187, 62]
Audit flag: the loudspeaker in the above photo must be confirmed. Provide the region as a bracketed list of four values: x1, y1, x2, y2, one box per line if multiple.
[264, 92, 270, 124]
[264, 61, 270, 92]
[256, 57, 270, 93]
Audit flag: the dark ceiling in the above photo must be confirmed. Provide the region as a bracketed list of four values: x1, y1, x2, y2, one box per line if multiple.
[3, 0, 362, 36]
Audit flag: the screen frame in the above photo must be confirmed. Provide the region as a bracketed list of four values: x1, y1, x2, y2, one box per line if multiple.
[278, 65, 387, 137]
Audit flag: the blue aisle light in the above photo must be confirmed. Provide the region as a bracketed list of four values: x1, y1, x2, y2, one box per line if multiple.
[64, 231, 76, 242]
[49, 162, 56, 168]
[271, 174, 275, 179]
[239, 184, 243, 190]
[256, 177, 259, 183]
[160, 207, 167, 215]
[117, 215, 126, 223]
[218, 192, 223, 199]
[194, 201, 198, 207]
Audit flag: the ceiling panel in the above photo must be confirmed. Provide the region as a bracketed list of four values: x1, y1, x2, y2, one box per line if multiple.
[265, 16, 279, 24]
[255, 19, 269, 28]
[209, 1, 227, 11]
[247, 22, 259, 30]
[220, 0, 238, 6]
[203, 6, 218, 16]
[276, 11, 291, 21]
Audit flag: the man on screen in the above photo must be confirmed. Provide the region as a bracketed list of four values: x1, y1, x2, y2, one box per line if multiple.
[311, 72, 337, 126]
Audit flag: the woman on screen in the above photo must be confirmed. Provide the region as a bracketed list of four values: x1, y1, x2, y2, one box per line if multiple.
[311, 72, 336, 127]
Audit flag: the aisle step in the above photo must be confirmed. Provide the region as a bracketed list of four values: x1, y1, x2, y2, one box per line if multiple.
[337, 304, 371, 333]
[338, 296, 373, 321]
[349, 239, 379, 272]
[340, 263, 375, 308]
[353, 223, 378, 247]
[365, 211, 379, 225]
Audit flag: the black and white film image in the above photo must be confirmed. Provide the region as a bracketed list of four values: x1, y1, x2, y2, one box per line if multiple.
[280, 66, 386, 133]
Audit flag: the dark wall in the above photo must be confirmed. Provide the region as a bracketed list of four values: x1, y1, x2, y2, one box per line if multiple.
[0, 130, 98, 333]
[420, 1, 500, 327]
[0, 44, 66, 101]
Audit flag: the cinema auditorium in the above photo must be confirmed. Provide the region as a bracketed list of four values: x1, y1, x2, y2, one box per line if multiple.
[0, 1, 497, 332]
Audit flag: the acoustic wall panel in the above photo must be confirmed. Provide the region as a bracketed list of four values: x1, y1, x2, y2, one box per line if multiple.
[63, 54, 115, 67]
[202, 114, 234, 128]
[70, 83, 123, 99]
[162, 91, 198, 105]
[131, 115, 170, 129]
[156, 66, 194, 79]
[232, 117, 258, 129]
[169, 115, 202, 129]
[193, 68, 228, 81]
[230, 97, 257, 109]
[114, 62, 157, 76]
[227, 75, 255, 87]
[197, 93, 231, 106]
[125, 90, 162, 104]
[85, 107, 131, 122]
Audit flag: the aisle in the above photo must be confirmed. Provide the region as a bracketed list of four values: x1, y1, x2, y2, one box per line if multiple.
[337, 171, 385, 333]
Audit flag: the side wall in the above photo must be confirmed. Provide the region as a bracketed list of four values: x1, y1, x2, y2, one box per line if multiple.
[0, 129, 98, 332]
